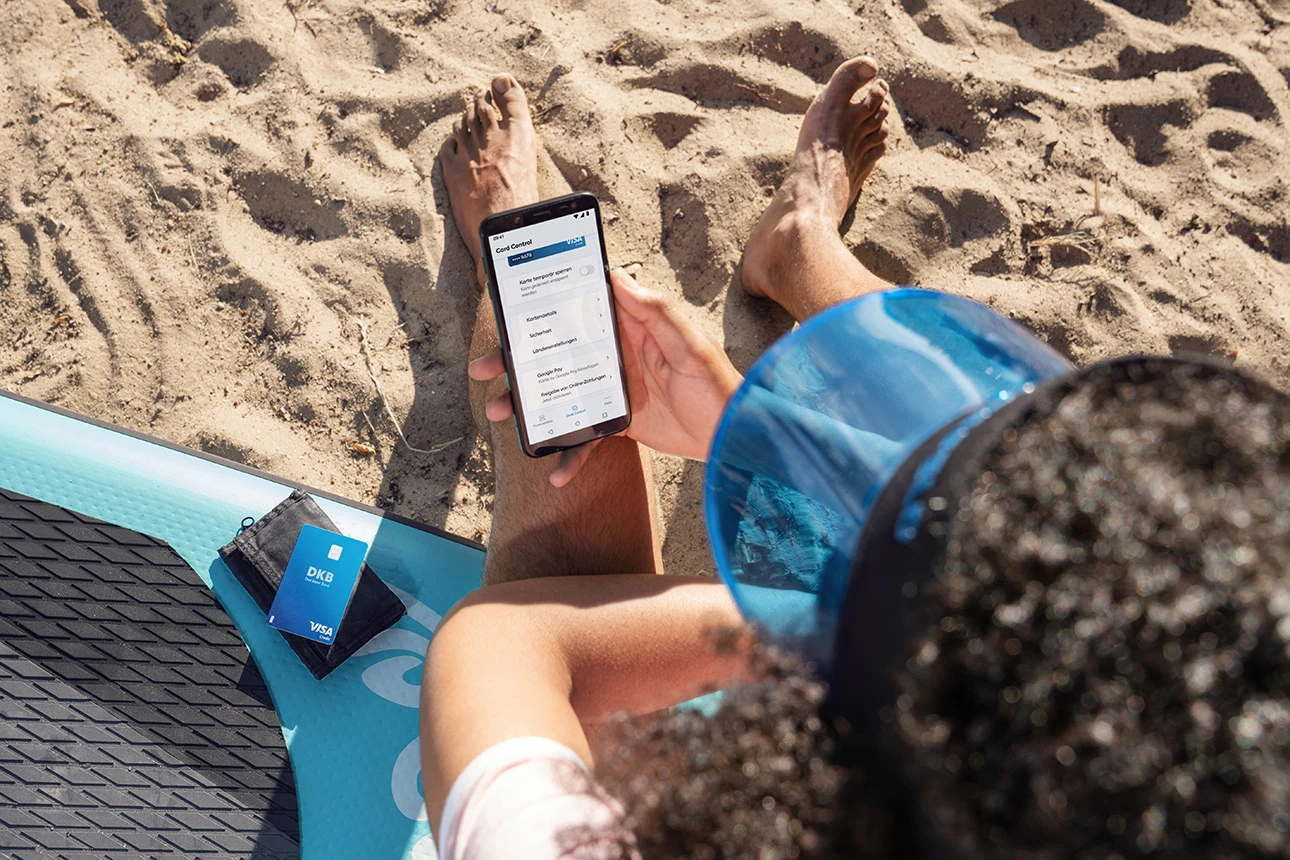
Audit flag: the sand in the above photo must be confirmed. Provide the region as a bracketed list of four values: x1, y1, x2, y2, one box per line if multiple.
[2, 0, 1288, 576]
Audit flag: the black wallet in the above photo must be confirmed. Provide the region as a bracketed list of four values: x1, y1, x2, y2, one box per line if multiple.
[219, 490, 406, 679]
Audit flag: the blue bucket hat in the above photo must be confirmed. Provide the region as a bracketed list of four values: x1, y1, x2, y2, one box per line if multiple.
[704, 288, 1072, 669]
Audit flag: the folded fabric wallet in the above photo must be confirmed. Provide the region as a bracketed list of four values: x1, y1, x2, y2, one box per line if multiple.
[219, 489, 406, 679]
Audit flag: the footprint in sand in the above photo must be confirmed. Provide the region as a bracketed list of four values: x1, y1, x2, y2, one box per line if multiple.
[162, 0, 235, 41]
[198, 35, 276, 90]
[234, 171, 348, 243]
[1092, 43, 1232, 80]
[728, 22, 844, 84]
[128, 136, 204, 211]
[1106, 100, 1193, 167]
[357, 13, 406, 74]
[1207, 68, 1279, 122]
[1104, 0, 1193, 25]
[628, 63, 811, 114]
[992, 0, 1107, 51]
[642, 112, 703, 149]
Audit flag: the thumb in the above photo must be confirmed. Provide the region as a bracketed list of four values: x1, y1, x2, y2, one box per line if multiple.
[549, 439, 602, 488]
[611, 268, 707, 360]
[468, 348, 507, 381]
[610, 268, 663, 322]
[611, 269, 686, 342]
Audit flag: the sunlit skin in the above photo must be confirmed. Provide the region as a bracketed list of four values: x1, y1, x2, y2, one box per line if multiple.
[424, 58, 895, 840]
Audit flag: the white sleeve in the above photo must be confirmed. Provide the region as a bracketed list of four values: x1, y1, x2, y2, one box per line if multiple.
[438, 736, 639, 860]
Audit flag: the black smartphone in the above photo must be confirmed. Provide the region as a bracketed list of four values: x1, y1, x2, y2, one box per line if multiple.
[478, 192, 632, 457]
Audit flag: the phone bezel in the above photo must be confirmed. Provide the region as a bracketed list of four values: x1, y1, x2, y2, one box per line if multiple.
[478, 192, 632, 458]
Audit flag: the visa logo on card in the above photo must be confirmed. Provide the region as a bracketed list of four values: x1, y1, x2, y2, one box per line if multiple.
[267, 524, 368, 645]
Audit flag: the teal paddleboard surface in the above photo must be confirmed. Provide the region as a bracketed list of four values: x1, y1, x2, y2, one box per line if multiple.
[0, 390, 485, 859]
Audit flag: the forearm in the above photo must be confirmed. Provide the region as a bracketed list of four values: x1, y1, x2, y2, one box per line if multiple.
[554, 576, 753, 720]
[420, 575, 752, 831]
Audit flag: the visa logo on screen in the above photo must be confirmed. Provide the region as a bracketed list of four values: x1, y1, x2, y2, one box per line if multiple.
[310, 621, 335, 638]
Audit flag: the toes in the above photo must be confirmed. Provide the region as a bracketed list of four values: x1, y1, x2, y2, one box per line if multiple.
[848, 114, 890, 165]
[858, 81, 886, 114]
[847, 139, 887, 189]
[855, 102, 889, 138]
[438, 134, 458, 164]
[819, 56, 879, 108]
[846, 79, 888, 129]
[862, 119, 890, 151]
[464, 98, 480, 139]
[491, 75, 532, 125]
[451, 116, 472, 153]
[474, 89, 498, 132]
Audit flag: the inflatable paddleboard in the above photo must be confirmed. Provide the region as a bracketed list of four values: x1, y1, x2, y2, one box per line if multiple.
[0, 389, 485, 859]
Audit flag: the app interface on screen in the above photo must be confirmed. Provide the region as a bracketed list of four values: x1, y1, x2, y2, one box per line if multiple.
[487, 211, 627, 444]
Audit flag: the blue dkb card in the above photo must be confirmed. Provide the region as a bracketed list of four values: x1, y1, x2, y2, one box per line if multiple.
[267, 524, 368, 645]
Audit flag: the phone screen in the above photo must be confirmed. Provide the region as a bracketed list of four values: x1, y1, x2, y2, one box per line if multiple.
[484, 208, 628, 447]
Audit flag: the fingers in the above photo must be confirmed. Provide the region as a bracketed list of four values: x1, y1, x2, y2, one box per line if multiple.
[471, 349, 514, 421]
[484, 392, 514, 422]
[468, 348, 506, 381]
[549, 439, 602, 489]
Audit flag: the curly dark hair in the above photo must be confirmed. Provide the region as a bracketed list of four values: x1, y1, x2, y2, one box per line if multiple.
[596, 360, 1290, 859]
[594, 644, 902, 859]
[898, 360, 1290, 859]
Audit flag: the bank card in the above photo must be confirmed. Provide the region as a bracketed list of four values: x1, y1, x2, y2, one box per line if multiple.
[267, 524, 367, 645]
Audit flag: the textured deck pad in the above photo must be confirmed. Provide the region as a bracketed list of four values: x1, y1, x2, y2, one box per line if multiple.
[0, 392, 486, 859]
[0, 488, 299, 858]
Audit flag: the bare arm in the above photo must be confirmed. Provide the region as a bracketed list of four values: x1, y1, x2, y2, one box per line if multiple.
[419, 575, 752, 833]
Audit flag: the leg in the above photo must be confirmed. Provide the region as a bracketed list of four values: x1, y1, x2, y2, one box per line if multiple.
[741, 57, 894, 323]
[439, 77, 662, 586]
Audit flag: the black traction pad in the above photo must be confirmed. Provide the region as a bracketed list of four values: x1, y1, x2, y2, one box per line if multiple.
[0, 488, 300, 858]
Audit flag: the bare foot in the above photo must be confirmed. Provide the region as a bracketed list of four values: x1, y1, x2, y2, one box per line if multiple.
[740, 57, 891, 303]
[438, 76, 540, 283]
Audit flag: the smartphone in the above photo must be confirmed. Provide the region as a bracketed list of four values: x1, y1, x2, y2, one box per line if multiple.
[479, 192, 631, 457]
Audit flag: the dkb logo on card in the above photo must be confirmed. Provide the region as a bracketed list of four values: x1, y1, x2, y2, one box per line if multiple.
[267, 525, 368, 646]
[307, 566, 335, 584]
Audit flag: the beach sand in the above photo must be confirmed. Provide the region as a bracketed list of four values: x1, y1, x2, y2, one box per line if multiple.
[2, 0, 1288, 575]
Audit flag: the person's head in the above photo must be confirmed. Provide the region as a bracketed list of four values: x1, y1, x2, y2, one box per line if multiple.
[598, 359, 1290, 858]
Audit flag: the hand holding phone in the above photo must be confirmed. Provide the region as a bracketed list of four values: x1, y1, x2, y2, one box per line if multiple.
[479, 193, 632, 457]
[472, 269, 745, 486]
